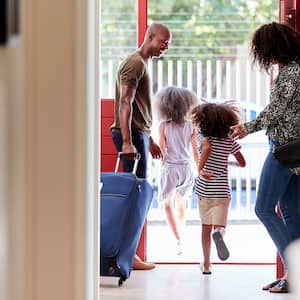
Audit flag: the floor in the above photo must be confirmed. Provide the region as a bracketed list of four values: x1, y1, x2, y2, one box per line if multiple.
[100, 264, 296, 300]
[147, 223, 276, 263]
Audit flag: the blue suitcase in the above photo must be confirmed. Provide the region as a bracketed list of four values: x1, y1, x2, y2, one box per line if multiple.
[100, 153, 153, 286]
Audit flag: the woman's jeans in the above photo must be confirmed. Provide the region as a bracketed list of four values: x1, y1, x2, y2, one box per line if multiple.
[111, 129, 149, 179]
[255, 140, 300, 268]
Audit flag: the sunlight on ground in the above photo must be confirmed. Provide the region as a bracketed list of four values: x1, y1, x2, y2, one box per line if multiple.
[147, 223, 276, 263]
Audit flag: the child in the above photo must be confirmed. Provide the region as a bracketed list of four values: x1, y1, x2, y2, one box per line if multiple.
[155, 86, 198, 255]
[191, 101, 246, 274]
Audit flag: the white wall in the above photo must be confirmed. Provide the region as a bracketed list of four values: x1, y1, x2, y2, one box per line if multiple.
[0, 0, 99, 299]
[286, 239, 300, 296]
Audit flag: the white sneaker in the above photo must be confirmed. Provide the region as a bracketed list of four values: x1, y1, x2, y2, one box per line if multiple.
[177, 240, 183, 256]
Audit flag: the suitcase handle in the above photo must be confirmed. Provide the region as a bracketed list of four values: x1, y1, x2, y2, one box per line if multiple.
[115, 152, 141, 174]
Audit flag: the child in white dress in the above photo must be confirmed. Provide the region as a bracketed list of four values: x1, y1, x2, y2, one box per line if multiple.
[155, 86, 199, 255]
[191, 101, 246, 274]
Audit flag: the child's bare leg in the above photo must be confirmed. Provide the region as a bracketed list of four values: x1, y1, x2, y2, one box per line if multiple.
[164, 193, 180, 241]
[175, 192, 185, 227]
[202, 224, 213, 271]
[174, 192, 186, 254]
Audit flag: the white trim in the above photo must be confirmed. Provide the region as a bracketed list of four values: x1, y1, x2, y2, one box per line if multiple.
[74, 0, 99, 299]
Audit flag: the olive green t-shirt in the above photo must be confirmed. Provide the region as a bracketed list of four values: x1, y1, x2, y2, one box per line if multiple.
[110, 52, 152, 135]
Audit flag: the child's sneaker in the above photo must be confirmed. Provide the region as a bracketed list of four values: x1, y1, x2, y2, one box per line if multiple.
[177, 240, 183, 256]
[212, 230, 229, 260]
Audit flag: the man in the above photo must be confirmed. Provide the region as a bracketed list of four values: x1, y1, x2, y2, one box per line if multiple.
[110, 23, 171, 270]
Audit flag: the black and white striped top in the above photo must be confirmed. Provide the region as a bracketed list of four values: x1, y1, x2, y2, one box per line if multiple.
[194, 135, 241, 199]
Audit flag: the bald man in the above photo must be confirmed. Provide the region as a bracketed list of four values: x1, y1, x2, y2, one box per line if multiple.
[111, 23, 171, 270]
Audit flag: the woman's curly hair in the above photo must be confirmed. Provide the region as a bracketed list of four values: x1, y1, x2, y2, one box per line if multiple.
[251, 22, 300, 72]
[191, 101, 241, 139]
[155, 86, 199, 123]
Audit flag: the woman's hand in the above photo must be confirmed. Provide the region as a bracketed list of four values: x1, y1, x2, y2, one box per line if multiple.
[231, 124, 247, 139]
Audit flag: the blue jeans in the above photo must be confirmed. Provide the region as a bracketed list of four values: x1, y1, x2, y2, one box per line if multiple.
[255, 139, 300, 268]
[111, 130, 149, 179]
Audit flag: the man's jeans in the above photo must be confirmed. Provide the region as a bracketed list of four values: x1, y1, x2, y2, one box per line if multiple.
[255, 140, 300, 268]
[111, 130, 149, 179]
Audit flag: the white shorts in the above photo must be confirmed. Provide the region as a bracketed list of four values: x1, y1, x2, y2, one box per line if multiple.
[198, 197, 230, 226]
[158, 163, 194, 202]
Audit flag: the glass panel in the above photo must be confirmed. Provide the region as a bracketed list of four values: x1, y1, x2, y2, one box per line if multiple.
[100, 1, 137, 98]
[148, 0, 278, 95]
[147, 0, 278, 263]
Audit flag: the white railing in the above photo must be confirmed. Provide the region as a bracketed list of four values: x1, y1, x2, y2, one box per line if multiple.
[100, 58, 272, 109]
[101, 57, 274, 220]
[147, 133, 269, 222]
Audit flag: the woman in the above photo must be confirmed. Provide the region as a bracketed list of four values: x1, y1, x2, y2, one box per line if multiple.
[231, 22, 300, 293]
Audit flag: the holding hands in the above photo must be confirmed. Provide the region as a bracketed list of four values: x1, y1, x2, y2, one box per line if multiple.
[230, 124, 247, 139]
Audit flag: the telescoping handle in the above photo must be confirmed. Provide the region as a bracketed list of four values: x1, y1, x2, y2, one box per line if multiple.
[115, 152, 141, 174]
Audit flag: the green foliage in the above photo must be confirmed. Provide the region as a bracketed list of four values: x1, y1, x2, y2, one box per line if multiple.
[101, 0, 278, 59]
[149, 0, 278, 59]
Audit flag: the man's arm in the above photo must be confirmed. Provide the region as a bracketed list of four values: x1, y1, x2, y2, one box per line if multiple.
[119, 85, 137, 154]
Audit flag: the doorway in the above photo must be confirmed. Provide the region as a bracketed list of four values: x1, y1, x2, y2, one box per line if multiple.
[100, 0, 278, 264]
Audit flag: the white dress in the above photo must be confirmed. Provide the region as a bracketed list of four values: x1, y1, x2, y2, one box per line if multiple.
[158, 120, 194, 202]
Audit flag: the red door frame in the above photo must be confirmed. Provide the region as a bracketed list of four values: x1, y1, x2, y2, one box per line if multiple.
[138, 0, 148, 46]
[101, 0, 299, 267]
[131, 0, 297, 268]
[100, 0, 149, 261]
[135, 0, 148, 260]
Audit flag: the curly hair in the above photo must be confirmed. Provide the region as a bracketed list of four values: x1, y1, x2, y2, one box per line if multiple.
[250, 22, 300, 72]
[155, 86, 199, 123]
[191, 101, 241, 138]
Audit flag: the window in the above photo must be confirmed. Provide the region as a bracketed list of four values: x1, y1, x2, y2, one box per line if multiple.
[100, 1, 138, 98]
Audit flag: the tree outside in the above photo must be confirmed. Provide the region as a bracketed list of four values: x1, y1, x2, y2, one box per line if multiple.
[101, 0, 278, 59]
[100, 0, 278, 97]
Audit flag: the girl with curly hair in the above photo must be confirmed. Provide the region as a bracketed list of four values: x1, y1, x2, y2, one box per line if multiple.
[191, 101, 246, 274]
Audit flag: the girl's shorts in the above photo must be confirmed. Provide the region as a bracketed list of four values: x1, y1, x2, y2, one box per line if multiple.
[198, 197, 230, 226]
[159, 163, 194, 202]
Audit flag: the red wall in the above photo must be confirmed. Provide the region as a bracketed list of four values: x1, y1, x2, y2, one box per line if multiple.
[100, 98, 146, 260]
[100, 99, 118, 172]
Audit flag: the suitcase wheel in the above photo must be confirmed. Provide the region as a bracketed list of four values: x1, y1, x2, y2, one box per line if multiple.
[118, 276, 126, 286]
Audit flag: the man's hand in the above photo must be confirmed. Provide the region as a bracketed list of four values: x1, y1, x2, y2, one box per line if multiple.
[122, 142, 137, 155]
[149, 137, 163, 159]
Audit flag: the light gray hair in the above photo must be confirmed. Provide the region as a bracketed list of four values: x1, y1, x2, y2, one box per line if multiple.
[154, 86, 199, 123]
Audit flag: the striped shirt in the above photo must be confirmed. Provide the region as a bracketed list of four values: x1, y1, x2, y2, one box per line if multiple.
[194, 135, 241, 199]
